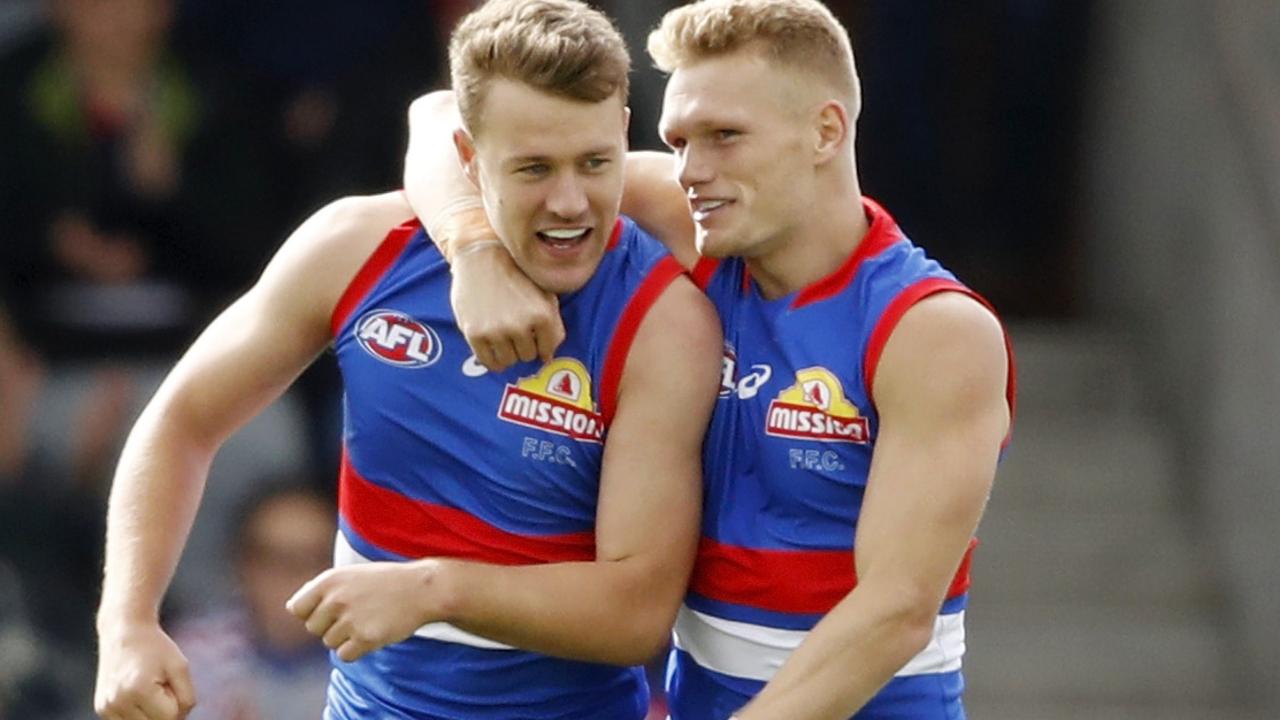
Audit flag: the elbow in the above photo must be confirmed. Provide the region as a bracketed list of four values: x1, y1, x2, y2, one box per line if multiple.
[874, 589, 942, 663]
[610, 610, 675, 666]
[636, 605, 680, 663]
[897, 612, 937, 661]
[605, 579, 683, 666]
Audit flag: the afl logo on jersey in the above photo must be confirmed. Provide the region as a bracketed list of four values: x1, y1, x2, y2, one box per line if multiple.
[353, 309, 443, 368]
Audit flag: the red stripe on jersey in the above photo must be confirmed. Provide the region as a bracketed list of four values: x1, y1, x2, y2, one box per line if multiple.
[338, 452, 595, 565]
[599, 255, 687, 426]
[791, 197, 903, 309]
[330, 218, 421, 337]
[606, 217, 624, 251]
[862, 278, 1017, 443]
[690, 536, 976, 614]
[690, 256, 720, 291]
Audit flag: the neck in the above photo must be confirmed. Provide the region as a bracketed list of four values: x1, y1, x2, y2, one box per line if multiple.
[746, 169, 868, 300]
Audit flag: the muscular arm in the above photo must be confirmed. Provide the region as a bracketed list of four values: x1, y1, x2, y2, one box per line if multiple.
[735, 293, 1010, 720]
[619, 151, 697, 269]
[402, 93, 696, 370]
[290, 277, 722, 665]
[94, 193, 412, 720]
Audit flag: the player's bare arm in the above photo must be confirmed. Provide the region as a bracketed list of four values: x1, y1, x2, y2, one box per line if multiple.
[404, 93, 697, 371]
[618, 151, 697, 269]
[288, 275, 722, 666]
[404, 90, 565, 370]
[93, 192, 413, 720]
[735, 293, 1011, 720]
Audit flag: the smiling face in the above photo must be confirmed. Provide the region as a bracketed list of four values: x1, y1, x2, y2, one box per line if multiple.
[458, 78, 629, 294]
[659, 49, 818, 260]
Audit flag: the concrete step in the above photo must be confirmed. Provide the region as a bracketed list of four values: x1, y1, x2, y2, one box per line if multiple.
[1007, 322, 1147, 419]
[973, 504, 1215, 609]
[964, 602, 1234, 705]
[995, 415, 1177, 511]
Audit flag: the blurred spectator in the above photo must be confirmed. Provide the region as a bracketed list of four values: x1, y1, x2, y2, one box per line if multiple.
[173, 0, 459, 227]
[170, 0, 461, 479]
[0, 0, 288, 492]
[171, 479, 336, 720]
[0, 1, 312, 700]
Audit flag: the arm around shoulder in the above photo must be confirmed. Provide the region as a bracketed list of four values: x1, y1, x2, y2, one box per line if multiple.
[622, 151, 698, 270]
[593, 275, 722, 655]
[409, 276, 721, 666]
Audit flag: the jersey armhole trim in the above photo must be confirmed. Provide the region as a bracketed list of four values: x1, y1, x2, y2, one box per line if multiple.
[690, 256, 720, 291]
[599, 255, 688, 427]
[329, 218, 421, 337]
[863, 278, 1017, 442]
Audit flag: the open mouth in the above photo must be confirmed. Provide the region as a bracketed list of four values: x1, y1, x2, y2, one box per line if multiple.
[536, 227, 593, 253]
[691, 199, 731, 224]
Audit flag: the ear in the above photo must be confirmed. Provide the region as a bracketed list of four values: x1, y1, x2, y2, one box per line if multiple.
[622, 105, 632, 152]
[453, 128, 480, 186]
[813, 100, 851, 166]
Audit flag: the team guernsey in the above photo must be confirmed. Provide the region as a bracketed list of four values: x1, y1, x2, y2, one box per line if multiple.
[328, 215, 683, 720]
[669, 198, 1016, 719]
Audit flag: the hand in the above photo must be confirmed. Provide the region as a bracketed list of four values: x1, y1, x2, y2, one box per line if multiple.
[451, 241, 564, 371]
[94, 621, 196, 720]
[286, 561, 445, 663]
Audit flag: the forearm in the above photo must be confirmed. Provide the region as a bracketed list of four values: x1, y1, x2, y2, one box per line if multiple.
[735, 589, 934, 720]
[621, 151, 698, 268]
[404, 91, 492, 261]
[98, 398, 216, 626]
[437, 556, 677, 666]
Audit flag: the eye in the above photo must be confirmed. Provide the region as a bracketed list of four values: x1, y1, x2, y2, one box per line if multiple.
[517, 163, 550, 177]
[715, 129, 741, 142]
[583, 157, 611, 171]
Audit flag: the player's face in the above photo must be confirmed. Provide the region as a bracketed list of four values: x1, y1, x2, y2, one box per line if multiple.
[659, 51, 816, 260]
[461, 79, 628, 295]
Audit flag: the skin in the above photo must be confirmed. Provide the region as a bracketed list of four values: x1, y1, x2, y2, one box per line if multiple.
[404, 44, 1010, 720]
[94, 193, 408, 720]
[93, 80, 721, 719]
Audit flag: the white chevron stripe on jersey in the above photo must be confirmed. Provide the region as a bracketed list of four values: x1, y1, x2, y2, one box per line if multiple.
[672, 605, 965, 682]
[333, 532, 515, 650]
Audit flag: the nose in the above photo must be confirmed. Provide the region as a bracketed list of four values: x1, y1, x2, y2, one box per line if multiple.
[676, 144, 714, 190]
[545, 172, 589, 220]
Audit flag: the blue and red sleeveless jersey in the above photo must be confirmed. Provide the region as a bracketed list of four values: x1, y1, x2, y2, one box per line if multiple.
[327, 215, 684, 720]
[669, 198, 1016, 719]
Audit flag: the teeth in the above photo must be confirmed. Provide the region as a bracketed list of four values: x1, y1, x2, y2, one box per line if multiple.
[696, 200, 727, 212]
[542, 228, 589, 240]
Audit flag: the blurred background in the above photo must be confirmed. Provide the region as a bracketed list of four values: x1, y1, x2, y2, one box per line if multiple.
[0, 1, 1275, 718]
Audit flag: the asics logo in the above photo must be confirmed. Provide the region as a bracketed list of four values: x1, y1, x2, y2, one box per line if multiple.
[721, 359, 772, 400]
[461, 355, 489, 377]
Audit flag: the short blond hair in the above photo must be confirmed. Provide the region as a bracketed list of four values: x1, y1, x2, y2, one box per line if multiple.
[450, 0, 631, 135]
[648, 0, 859, 113]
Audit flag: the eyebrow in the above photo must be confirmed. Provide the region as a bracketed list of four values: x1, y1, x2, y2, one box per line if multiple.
[503, 146, 619, 168]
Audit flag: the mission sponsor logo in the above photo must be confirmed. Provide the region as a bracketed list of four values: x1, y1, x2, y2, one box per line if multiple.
[354, 309, 442, 368]
[765, 367, 869, 443]
[498, 358, 604, 443]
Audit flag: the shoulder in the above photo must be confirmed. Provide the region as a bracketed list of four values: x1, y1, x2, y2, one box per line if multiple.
[872, 291, 1009, 423]
[253, 191, 416, 326]
[631, 274, 722, 378]
[282, 191, 415, 267]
